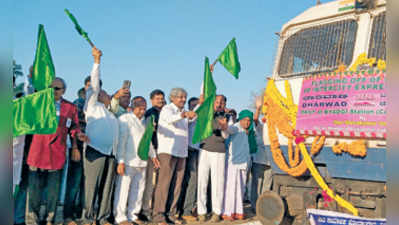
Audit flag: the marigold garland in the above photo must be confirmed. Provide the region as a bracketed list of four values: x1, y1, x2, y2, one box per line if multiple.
[332, 140, 367, 157]
[298, 142, 359, 216]
[263, 77, 359, 216]
[264, 86, 325, 177]
[267, 118, 309, 177]
[310, 136, 326, 155]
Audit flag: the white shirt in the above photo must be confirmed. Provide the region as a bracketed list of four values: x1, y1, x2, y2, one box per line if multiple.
[251, 123, 270, 165]
[117, 112, 155, 167]
[84, 63, 119, 156]
[157, 103, 191, 158]
[223, 122, 251, 169]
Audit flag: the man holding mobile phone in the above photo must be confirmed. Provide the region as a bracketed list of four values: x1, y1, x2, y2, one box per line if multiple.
[110, 81, 131, 118]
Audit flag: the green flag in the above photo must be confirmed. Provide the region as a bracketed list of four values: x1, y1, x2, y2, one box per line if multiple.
[13, 88, 58, 137]
[192, 57, 216, 144]
[203, 57, 216, 99]
[64, 9, 93, 46]
[217, 38, 241, 79]
[32, 25, 55, 91]
[138, 115, 155, 160]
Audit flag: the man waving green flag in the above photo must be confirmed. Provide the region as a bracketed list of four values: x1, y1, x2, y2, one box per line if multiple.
[192, 57, 216, 144]
[217, 38, 241, 79]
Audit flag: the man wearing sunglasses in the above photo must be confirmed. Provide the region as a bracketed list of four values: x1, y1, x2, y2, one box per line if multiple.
[26, 77, 85, 225]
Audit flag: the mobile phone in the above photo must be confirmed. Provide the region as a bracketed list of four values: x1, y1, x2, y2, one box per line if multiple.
[122, 80, 131, 90]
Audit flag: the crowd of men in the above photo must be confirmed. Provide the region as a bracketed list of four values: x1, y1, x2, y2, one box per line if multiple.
[13, 47, 272, 225]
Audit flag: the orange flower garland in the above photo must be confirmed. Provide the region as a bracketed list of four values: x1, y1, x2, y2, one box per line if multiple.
[332, 140, 367, 157]
[265, 98, 326, 177]
[310, 136, 326, 155]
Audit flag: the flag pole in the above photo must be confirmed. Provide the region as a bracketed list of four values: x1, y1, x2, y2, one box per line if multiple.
[64, 9, 95, 48]
[87, 39, 95, 48]
[210, 59, 218, 72]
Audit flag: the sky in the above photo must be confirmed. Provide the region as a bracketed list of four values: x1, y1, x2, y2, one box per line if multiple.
[12, 0, 334, 112]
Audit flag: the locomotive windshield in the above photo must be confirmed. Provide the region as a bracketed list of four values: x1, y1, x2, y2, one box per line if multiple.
[368, 12, 386, 60]
[278, 19, 357, 77]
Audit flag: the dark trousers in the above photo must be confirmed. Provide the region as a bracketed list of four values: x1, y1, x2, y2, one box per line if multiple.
[14, 162, 29, 224]
[178, 149, 199, 216]
[152, 154, 186, 222]
[250, 163, 272, 210]
[64, 159, 83, 222]
[141, 157, 159, 218]
[81, 145, 116, 225]
[26, 168, 62, 225]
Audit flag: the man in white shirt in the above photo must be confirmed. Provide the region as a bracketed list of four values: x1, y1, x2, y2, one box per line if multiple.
[113, 96, 160, 225]
[81, 47, 119, 225]
[152, 88, 196, 225]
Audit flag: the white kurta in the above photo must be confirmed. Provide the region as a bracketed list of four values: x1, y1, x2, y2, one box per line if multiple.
[113, 112, 154, 223]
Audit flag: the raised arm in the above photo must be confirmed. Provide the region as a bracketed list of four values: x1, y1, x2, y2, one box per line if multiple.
[254, 95, 263, 126]
[85, 47, 102, 111]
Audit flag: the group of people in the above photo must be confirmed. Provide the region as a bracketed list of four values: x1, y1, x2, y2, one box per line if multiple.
[13, 47, 272, 225]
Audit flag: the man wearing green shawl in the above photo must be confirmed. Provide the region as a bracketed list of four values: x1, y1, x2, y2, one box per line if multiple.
[219, 109, 257, 221]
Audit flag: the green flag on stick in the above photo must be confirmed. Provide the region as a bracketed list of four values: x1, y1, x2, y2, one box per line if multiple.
[138, 115, 155, 160]
[192, 57, 216, 144]
[217, 38, 241, 79]
[13, 88, 58, 137]
[32, 24, 55, 91]
[203, 57, 216, 100]
[64, 9, 94, 47]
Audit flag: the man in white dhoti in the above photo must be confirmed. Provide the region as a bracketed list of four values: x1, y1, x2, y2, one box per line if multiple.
[220, 110, 257, 221]
[113, 96, 160, 225]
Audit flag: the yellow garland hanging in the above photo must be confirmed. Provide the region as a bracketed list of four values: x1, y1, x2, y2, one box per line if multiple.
[332, 140, 367, 157]
[263, 78, 359, 216]
[267, 118, 309, 177]
[298, 142, 359, 216]
[265, 88, 325, 177]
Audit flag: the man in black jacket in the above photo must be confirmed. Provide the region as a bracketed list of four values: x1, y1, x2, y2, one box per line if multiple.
[141, 89, 165, 221]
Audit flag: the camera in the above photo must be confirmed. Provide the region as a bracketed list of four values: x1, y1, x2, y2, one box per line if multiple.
[214, 111, 231, 120]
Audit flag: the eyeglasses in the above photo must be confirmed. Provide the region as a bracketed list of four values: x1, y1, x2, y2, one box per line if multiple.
[52, 86, 64, 91]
